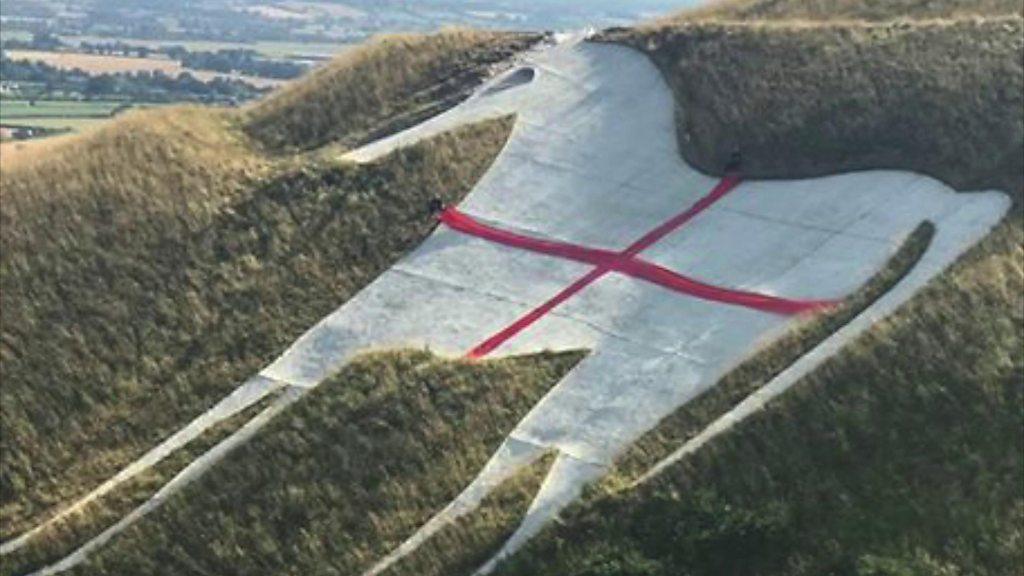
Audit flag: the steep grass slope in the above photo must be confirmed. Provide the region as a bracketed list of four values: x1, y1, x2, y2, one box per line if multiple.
[685, 0, 1023, 21]
[0, 28, 529, 549]
[489, 2, 1024, 574]
[64, 350, 583, 576]
[0, 115, 513, 540]
[604, 2, 1023, 194]
[497, 219, 1022, 576]
[244, 29, 541, 151]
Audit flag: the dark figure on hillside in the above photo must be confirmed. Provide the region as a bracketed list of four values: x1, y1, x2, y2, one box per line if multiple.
[428, 196, 445, 216]
[725, 148, 743, 173]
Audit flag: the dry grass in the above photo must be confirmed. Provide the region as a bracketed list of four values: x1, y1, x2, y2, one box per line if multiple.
[604, 11, 1024, 197]
[243, 28, 541, 151]
[383, 453, 556, 576]
[605, 222, 936, 487]
[0, 111, 515, 541]
[0, 392, 279, 576]
[0, 107, 265, 253]
[64, 350, 583, 576]
[1, 22, 535, 545]
[4, 50, 185, 75]
[489, 2, 1024, 574]
[672, 0, 1023, 22]
[497, 216, 1023, 576]
[4, 50, 287, 88]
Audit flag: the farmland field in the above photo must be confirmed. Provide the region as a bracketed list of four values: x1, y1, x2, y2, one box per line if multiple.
[58, 35, 353, 60]
[0, 116, 110, 132]
[0, 100, 125, 119]
[0, 29, 33, 42]
[4, 50, 183, 75]
[0, 99, 155, 135]
[4, 50, 288, 88]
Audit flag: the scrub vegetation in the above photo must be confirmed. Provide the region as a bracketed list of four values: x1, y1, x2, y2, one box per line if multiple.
[0, 113, 513, 541]
[488, 1, 1023, 574]
[1, 27, 528, 550]
[495, 219, 1023, 576]
[244, 29, 542, 152]
[0, 393, 279, 576]
[603, 0, 1024, 196]
[65, 350, 583, 576]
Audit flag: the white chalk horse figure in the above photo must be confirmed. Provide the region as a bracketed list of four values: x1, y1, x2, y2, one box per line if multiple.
[9, 33, 1009, 575]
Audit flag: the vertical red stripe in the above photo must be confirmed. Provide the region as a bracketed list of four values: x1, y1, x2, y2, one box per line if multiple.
[466, 268, 608, 359]
[464, 176, 743, 358]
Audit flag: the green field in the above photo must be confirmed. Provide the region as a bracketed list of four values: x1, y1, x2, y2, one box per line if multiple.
[0, 100, 150, 134]
[0, 29, 33, 43]
[58, 34, 352, 60]
[0, 116, 111, 132]
[0, 100, 125, 119]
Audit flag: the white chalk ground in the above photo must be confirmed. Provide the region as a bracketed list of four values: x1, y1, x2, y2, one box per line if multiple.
[11, 33, 1010, 576]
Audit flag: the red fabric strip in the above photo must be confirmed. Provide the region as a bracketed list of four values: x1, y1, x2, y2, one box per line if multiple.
[441, 206, 835, 315]
[611, 257, 838, 315]
[447, 176, 836, 358]
[621, 174, 742, 256]
[467, 268, 608, 359]
[439, 208, 618, 268]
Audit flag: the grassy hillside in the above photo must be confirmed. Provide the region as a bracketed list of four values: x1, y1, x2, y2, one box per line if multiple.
[2, 2, 1020, 575]
[244, 29, 541, 151]
[496, 218, 1022, 576]
[488, 2, 1023, 575]
[61, 350, 583, 576]
[1, 27, 529, 549]
[0, 113, 513, 540]
[684, 0, 1023, 21]
[603, 3, 1023, 195]
[0, 392, 280, 576]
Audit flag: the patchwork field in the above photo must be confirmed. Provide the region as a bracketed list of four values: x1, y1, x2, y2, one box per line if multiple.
[0, 100, 125, 118]
[0, 100, 152, 136]
[57, 35, 352, 60]
[4, 50, 287, 88]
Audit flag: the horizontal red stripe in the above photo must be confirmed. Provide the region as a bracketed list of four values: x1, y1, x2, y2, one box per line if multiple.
[440, 206, 836, 316]
[446, 176, 836, 358]
[438, 208, 619, 267]
[612, 257, 837, 315]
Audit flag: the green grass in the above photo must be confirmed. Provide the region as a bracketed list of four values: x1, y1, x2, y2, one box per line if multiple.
[0, 100, 131, 134]
[0, 100, 125, 119]
[59, 35, 352, 59]
[0, 29, 33, 43]
[249, 40, 353, 59]
[63, 350, 583, 576]
[0, 116, 108, 132]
